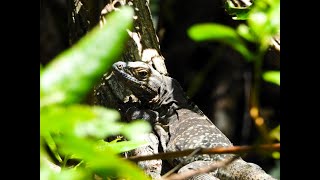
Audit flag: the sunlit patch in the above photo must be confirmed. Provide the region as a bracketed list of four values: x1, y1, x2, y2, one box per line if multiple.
[255, 117, 264, 126]
[250, 107, 259, 118]
[272, 152, 280, 159]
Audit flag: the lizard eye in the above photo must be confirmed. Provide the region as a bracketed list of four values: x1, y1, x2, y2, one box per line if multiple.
[137, 70, 149, 78]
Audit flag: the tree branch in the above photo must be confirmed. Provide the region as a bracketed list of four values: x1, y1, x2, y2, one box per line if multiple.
[162, 156, 239, 180]
[127, 143, 280, 162]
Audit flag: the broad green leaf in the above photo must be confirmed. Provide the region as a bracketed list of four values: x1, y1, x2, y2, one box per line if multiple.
[41, 105, 121, 138]
[40, 7, 134, 106]
[121, 120, 152, 140]
[263, 71, 280, 86]
[95, 139, 149, 153]
[55, 136, 149, 179]
[188, 23, 253, 60]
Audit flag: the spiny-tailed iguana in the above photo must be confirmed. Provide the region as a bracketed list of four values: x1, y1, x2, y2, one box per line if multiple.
[110, 61, 276, 180]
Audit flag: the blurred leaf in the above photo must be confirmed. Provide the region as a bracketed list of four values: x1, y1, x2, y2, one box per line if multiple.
[95, 139, 149, 153]
[75, 107, 122, 138]
[43, 132, 63, 163]
[263, 71, 280, 86]
[121, 120, 152, 140]
[40, 64, 44, 76]
[269, 125, 280, 141]
[55, 136, 149, 179]
[225, 0, 252, 20]
[41, 104, 151, 141]
[40, 7, 133, 106]
[40, 153, 87, 180]
[41, 105, 121, 139]
[247, 0, 280, 46]
[237, 24, 256, 42]
[272, 151, 280, 159]
[188, 23, 253, 60]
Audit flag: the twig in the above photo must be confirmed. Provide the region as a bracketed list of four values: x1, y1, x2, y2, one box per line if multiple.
[161, 156, 239, 180]
[127, 143, 280, 162]
[162, 148, 202, 178]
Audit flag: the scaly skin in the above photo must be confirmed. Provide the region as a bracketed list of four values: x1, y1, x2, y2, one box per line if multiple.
[111, 61, 276, 180]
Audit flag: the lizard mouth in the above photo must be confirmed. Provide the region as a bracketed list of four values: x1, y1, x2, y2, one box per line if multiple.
[112, 62, 141, 85]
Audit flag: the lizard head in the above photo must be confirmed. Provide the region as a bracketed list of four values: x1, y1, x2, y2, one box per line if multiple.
[112, 61, 164, 105]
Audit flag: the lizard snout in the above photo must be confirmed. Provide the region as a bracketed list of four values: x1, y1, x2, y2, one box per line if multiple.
[113, 61, 126, 71]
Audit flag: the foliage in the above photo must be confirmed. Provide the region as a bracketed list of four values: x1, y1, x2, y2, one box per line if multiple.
[263, 71, 280, 86]
[40, 7, 151, 180]
[188, 23, 253, 60]
[187, 0, 280, 97]
[187, 0, 280, 176]
[188, 0, 280, 61]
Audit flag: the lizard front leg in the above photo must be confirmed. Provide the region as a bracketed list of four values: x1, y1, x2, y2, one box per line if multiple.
[133, 133, 162, 180]
[124, 107, 163, 179]
[126, 106, 170, 152]
[154, 123, 169, 152]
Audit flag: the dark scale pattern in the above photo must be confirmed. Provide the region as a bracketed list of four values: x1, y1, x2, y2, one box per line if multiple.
[167, 109, 233, 165]
[217, 159, 275, 180]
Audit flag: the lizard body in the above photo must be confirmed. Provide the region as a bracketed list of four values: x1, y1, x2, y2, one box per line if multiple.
[111, 61, 276, 180]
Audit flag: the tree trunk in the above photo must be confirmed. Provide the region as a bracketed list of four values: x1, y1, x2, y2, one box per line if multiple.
[91, 1, 169, 179]
[93, 0, 167, 110]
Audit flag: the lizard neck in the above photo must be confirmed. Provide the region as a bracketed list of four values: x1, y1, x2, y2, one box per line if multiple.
[150, 76, 202, 124]
[151, 77, 187, 109]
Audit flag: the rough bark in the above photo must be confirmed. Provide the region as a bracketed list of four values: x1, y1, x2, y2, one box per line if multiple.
[67, 0, 102, 44]
[92, 1, 168, 179]
[94, 0, 167, 109]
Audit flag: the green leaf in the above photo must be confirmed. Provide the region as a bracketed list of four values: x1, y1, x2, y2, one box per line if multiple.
[43, 133, 63, 163]
[121, 120, 152, 140]
[41, 105, 121, 139]
[40, 64, 44, 76]
[271, 151, 280, 159]
[247, 0, 280, 45]
[95, 139, 149, 153]
[54, 136, 149, 179]
[40, 6, 134, 106]
[237, 24, 256, 42]
[269, 125, 280, 141]
[188, 23, 253, 60]
[263, 71, 280, 86]
[74, 106, 122, 138]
